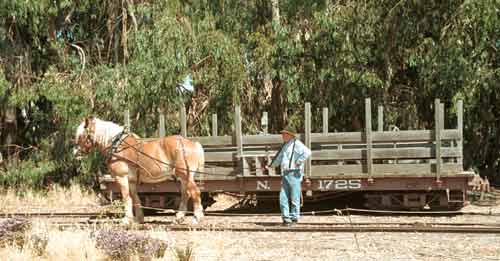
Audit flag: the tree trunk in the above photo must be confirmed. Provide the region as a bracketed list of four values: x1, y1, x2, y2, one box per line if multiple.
[271, 0, 280, 25]
[3, 106, 17, 164]
[270, 82, 287, 132]
[268, 0, 287, 131]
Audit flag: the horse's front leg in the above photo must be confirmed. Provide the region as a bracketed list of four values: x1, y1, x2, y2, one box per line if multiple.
[187, 178, 204, 223]
[126, 168, 144, 224]
[115, 176, 134, 225]
[129, 180, 144, 224]
[175, 180, 188, 223]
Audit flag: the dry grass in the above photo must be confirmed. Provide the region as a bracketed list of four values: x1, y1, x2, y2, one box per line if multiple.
[0, 183, 101, 213]
[0, 221, 185, 260]
[0, 213, 499, 260]
[0, 222, 105, 260]
[1, 222, 499, 261]
[1, 187, 500, 260]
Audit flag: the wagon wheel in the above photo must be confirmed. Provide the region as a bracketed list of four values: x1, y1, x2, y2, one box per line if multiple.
[185, 192, 216, 211]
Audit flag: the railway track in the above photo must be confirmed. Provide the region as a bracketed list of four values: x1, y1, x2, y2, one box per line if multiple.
[2, 210, 500, 233]
[2, 206, 500, 219]
[0, 212, 120, 218]
[0, 205, 500, 218]
[48, 220, 500, 234]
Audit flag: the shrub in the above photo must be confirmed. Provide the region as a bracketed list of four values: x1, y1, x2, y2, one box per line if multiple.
[173, 243, 195, 261]
[0, 160, 55, 191]
[27, 233, 48, 256]
[93, 229, 168, 260]
[0, 218, 31, 248]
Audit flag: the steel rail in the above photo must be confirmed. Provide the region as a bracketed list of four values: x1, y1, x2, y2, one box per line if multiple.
[0, 212, 120, 218]
[161, 225, 500, 233]
[49, 221, 500, 234]
[2, 206, 500, 218]
[140, 206, 500, 217]
[47, 219, 500, 227]
[343, 207, 500, 216]
[165, 226, 500, 233]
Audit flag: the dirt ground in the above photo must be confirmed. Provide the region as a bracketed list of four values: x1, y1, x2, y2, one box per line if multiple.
[164, 230, 500, 260]
[1, 188, 500, 260]
[146, 201, 500, 261]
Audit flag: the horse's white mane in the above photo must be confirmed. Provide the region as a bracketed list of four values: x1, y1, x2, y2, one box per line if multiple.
[76, 117, 125, 147]
[94, 118, 125, 146]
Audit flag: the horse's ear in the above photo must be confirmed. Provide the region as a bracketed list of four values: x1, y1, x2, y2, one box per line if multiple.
[84, 116, 96, 128]
[84, 117, 90, 128]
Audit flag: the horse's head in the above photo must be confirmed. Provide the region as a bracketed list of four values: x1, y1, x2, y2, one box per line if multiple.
[73, 117, 96, 158]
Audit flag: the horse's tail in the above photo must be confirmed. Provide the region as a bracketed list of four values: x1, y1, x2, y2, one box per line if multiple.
[195, 141, 205, 173]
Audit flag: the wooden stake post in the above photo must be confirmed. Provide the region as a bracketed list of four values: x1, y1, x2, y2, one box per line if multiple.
[212, 113, 218, 137]
[434, 99, 442, 184]
[305, 103, 312, 178]
[365, 98, 373, 182]
[234, 105, 247, 176]
[180, 106, 187, 137]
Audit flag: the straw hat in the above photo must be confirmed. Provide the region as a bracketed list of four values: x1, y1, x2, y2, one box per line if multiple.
[280, 125, 297, 136]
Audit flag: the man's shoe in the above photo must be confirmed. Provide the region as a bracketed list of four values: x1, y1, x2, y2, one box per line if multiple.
[282, 222, 293, 227]
[291, 220, 298, 224]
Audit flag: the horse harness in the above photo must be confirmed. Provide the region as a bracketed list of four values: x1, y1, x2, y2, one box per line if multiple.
[106, 129, 150, 183]
[102, 130, 193, 191]
[172, 135, 190, 177]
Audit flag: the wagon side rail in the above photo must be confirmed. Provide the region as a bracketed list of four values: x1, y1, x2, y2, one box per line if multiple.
[134, 99, 467, 181]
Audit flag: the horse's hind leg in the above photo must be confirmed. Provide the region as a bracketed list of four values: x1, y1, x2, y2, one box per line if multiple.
[187, 179, 204, 223]
[115, 176, 134, 225]
[175, 180, 188, 223]
[129, 181, 144, 223]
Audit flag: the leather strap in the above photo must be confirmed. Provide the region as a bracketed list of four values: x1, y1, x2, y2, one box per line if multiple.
[288, 139, 296, 169]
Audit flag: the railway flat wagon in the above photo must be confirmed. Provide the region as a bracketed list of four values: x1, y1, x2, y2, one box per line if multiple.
[99, 98, 474, 211]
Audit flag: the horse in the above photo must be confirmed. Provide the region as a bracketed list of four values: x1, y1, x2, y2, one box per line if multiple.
[73, 116, 205, 224]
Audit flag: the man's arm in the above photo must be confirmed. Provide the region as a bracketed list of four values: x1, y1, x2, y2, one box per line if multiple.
[294, 141, 312, 166]
[269, 148, 284, 168]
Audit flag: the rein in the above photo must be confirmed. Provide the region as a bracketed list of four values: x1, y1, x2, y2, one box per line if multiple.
[117, 138, 259, 177]
[101, 130, 155, 178]
[85, 125, 271, 177]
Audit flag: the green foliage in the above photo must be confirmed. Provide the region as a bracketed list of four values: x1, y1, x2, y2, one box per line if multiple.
[0, 68, 9, 107]
[0, 0, 499, 186]
[0, 160, 55, 191]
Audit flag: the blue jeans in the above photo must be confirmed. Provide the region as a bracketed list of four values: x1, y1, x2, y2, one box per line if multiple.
[280, 169, 302, 223]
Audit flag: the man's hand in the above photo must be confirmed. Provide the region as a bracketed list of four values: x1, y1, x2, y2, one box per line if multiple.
[295, 160, 304, 167]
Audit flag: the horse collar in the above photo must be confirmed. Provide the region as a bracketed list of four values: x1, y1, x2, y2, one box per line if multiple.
[106, 130, 128, 160]
[111, 130, 127, 151]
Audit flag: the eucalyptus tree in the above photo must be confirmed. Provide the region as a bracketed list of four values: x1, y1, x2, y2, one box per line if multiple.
[0, 0, 499, 186]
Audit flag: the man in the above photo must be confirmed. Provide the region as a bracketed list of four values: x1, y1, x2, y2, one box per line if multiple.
[266, 125, 311, 226]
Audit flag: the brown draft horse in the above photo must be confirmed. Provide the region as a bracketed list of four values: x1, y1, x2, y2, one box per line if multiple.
[73, 117, 205, 224]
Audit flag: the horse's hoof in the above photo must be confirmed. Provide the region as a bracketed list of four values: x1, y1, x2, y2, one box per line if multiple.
[176, 212, 186, 220]
[194, 212, 204, 223]
[174, 217, 186, 225]
[121, 217, 133, 225]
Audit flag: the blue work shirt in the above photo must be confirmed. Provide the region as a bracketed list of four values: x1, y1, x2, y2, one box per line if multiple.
[270, 138, 312, 177]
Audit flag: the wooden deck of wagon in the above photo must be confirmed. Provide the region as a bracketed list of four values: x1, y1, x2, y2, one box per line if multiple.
[106, 98, 473, 210]
[134, 98, 467, 180]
